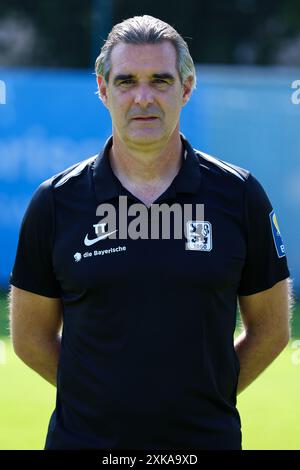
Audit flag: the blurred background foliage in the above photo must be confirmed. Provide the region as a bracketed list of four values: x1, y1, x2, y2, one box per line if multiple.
[1, 0, 300, 68]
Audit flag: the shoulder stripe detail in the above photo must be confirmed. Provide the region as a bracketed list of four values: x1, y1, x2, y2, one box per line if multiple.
[54, 155, 97, 188]
[196, 150, 246, 182]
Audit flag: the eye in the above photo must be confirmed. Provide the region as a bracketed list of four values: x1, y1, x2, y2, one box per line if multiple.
[152, 79, 171, 88]
[153, 79, 168, 84]
[119, 79, 135, 87]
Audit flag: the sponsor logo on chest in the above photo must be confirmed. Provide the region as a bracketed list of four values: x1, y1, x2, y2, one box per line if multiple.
[186, 221, 212, 251]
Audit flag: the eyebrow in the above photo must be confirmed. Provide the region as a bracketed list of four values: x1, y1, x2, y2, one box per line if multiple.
[113, 73, 175, 85]
[152, 73, 175, 81]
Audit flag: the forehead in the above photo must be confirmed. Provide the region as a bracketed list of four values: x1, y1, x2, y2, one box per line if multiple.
[109, 41, 178, 77]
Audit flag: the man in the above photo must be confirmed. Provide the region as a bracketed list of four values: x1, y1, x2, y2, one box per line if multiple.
[10, 15, 291, 450]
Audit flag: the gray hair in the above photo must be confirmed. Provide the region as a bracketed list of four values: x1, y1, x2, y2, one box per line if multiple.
[95, 15, 197, 90]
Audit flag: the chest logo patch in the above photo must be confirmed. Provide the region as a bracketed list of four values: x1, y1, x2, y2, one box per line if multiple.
[269, 210, 286, 258]
[186, 221, 212, 251]
[84, 223, 117, 246]
[74, 252, 82, 262]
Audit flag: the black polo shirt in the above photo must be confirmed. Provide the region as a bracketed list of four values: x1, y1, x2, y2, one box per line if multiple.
[10, 134, 289, 450]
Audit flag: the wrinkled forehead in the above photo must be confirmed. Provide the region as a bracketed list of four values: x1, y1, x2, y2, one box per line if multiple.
[109, 41, 179, 78]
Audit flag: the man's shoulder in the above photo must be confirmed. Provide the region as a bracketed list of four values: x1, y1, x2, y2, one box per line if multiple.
[24, 155, 98, 213]
[193, 148, 250, 183]
[50, 154, 98, 189]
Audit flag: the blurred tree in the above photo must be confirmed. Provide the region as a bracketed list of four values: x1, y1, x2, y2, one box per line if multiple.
[112, 0, 300, 65]
[0, 0, 299, 67]
[0, 0, 90, 67]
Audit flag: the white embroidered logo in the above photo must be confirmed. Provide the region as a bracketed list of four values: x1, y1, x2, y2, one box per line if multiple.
[186, 221, 212, 251]
[84, 223, 117, 246]
[74, 252, 82, 262]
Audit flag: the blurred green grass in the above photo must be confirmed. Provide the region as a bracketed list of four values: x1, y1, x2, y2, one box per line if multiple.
[1, 290, 299, 449]
[0, 338, 56, 449]
[0, 291, 10, 337]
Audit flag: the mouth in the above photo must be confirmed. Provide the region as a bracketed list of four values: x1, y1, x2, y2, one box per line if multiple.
[131, 116, 159, 121]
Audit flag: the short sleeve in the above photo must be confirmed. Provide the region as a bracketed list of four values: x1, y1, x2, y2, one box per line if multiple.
[10, 180, 61, 298]
[238, 174, 290, 296]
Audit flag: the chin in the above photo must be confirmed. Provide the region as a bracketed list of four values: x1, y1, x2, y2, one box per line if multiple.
[126, 130, 167, 146]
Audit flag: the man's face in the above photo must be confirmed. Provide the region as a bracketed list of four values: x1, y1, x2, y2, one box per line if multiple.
[97, 41, 193, 149]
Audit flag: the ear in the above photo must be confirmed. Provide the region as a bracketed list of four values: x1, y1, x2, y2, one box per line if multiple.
[97, 75, 109, 107]
[182, 76, 194, 106]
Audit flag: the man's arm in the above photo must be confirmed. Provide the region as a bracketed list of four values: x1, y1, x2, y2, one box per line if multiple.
[235, 278, 292, 395]
[9, 286, 63, 387]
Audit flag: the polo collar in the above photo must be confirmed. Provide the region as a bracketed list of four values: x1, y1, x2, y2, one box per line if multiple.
[174, 133, 202, 195]
[93, 136, 121, 203]
[93, 133, 201, 204]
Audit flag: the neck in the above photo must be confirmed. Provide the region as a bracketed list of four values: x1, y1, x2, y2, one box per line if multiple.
[109, 130, 183, 185]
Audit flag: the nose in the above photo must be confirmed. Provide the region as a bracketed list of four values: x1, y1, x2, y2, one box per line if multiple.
[133, 84, 154, 107]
